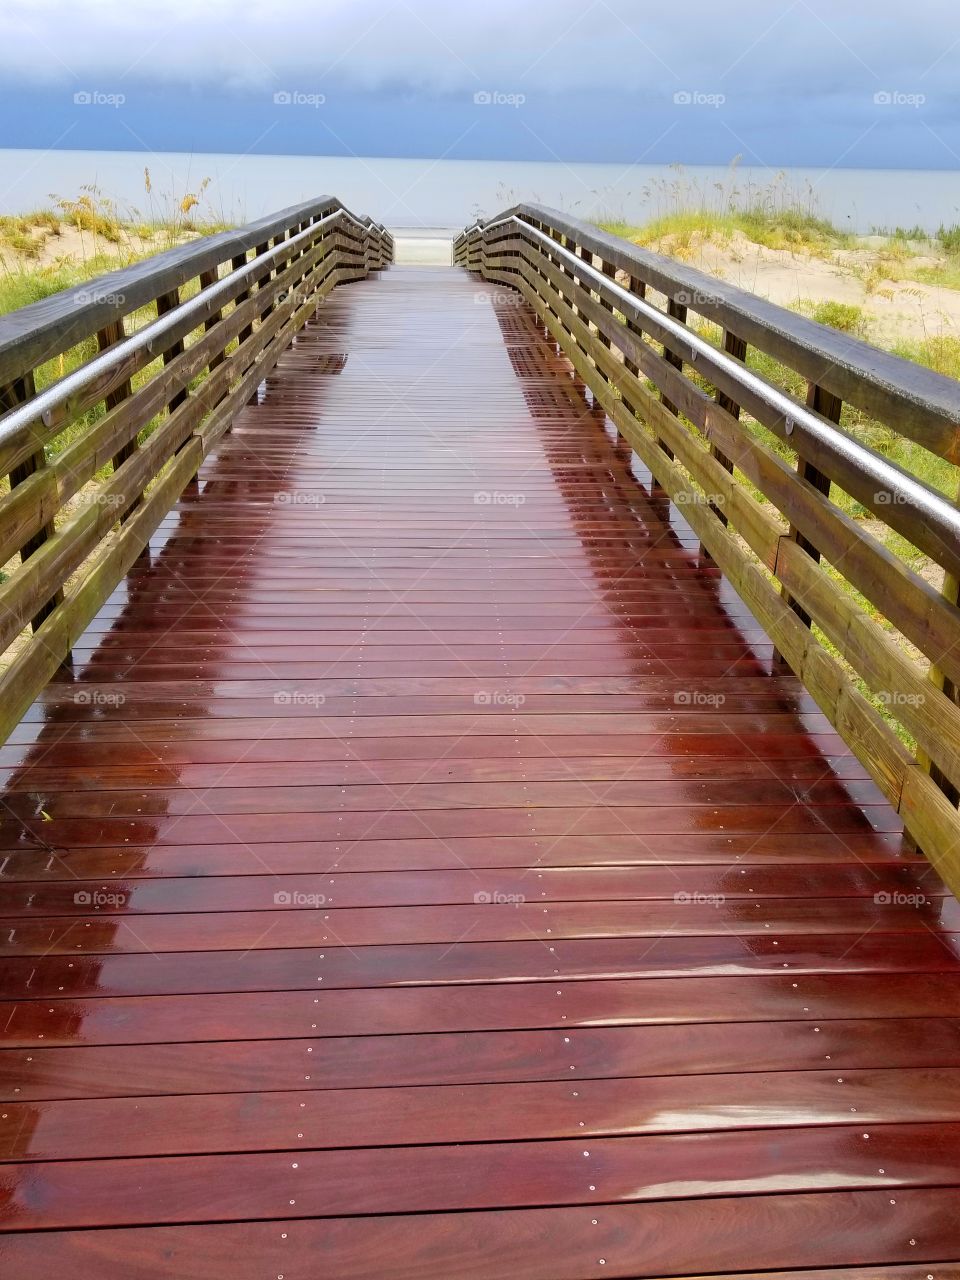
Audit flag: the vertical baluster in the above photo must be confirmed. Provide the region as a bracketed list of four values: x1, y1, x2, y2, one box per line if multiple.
[922, 487, 960, 808]
[199, 267, 226, 372]
[624, 276, 646, 375]
[700, 328, 746, 551]
[783, 383, 841, 627]
[770, 382, 843, 668]
[233, 253, 253, 347]
[590, 259, 616, 386]
[1, 372, 66, 642]
[560, 237, 586, 389]
[96, 319, 141, 522]
[155, 289, 187, 412]
[657, 296, 687, 459]
[550, 230, 573, 339]
[258, 240, 277, 321]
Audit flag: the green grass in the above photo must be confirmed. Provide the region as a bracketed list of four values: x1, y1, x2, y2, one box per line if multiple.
[0, 210, 63, 257]
[0, 182, 237, 494]
[601, 205, 851, 259]
[807, 300, 868, 335]
[0, 255, 123, 314]
[597, 164, 853, 259]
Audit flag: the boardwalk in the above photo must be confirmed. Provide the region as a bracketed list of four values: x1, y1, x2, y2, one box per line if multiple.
[1, 265, 959, 1276]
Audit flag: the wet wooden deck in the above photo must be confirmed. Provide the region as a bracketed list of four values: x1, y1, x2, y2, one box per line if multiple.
[1, 266, 959, 1277]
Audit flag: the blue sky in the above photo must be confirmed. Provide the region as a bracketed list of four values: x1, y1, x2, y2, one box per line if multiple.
[1, 0, 958, 168]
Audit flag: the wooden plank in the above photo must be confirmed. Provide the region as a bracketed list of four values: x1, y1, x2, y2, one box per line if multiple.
[1, 1190, 959, 1278]
[5, 1067, 960, 1160]
[5, 1016, 960, 1101]
[3, 972, 958, 1046]
[3, 1123, 960, 1229]
[0, 260, 955, 1276]
[7, 861, 935, 916]
[0, 927, 954, 1002]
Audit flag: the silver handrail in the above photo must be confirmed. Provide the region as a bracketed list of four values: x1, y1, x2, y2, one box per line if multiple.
[473, 214, 960, 558]
[0, 208, 385, 449]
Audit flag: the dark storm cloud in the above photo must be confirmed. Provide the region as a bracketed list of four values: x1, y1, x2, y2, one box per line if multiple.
[1, 0, 958, 165]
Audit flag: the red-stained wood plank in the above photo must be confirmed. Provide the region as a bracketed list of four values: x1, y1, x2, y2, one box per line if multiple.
[3, 1123, 960, 1230]
[4, 897, 958, 956]
[1, 1190, 958, 1278]
[0, 863, 942, 918]
[0, 804, 901, 854]
[4, 974, 960, 1048]
[0, 831, 910, 882]
[3, 932, 957, 1002]
[0, 267, 957, 1276]
[0, 776, 887, 820]
[0, 752, 873, 792]
[4, 1069, 960, 1162]
[5, 1017, 960, 1101]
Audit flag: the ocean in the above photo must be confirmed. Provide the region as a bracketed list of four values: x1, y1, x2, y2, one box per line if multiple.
[2, 148, 959, 233]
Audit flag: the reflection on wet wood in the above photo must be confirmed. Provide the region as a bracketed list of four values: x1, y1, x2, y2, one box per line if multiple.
[0, 268, 958, 1276]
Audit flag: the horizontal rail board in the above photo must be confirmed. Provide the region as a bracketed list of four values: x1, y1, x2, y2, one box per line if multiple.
[0, 198, 390, 385]
[459, 204, 960, 456]
[457, 205, 960, 895]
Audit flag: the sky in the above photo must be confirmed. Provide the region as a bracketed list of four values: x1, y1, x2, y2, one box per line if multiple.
[0, 0, 958, 168]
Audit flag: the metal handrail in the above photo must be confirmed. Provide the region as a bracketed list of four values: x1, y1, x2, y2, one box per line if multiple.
[0, 208, 381, 449]
[471, 214, 960, 559]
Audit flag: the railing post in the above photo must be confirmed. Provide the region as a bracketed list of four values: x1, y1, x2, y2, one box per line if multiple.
[96, 318, 143, 525]
[785, 383, 841, 624]
[620, 275, 647, 417]
[699, 328, 746, 554]
[922, 488, 960, 808]
[233, 253, 252, 345]
[198, 268, 226, 371]
[657, 297, 687, 458]
[1, 372, 67, 645]
[772, 382, 843, 665]
[553, 233, 577, 341]
[155, 289, 187, 413]
[257, 241, 276, 321]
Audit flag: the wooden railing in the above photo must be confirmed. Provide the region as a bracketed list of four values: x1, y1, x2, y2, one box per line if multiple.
[0, 197, 391, 742]
[456, 205, 960, 892]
